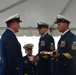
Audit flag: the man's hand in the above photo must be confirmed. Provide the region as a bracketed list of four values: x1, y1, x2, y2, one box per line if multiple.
[50, 50, 59, 58]
[28, 56, 34, 61]
[40, 51, 53, 55]
[40, 51, 51, 54]
[40, 50, 60, 58]
[33, 56, 40, 62]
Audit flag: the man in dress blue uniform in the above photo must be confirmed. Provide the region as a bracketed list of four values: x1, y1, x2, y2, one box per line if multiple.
[23, 43, 37, 75]
[52, 15, 76, 75]
[33, 22, 55, 75]
[0, 14, 23, 75]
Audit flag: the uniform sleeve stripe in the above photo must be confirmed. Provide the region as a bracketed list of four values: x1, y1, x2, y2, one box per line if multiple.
[62, 53, 73, 59]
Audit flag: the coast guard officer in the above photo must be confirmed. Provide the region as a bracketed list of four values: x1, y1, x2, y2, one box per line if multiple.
[0, 14, 23, 75]
[33, 22, 55, 75]
[23, 43, 37, 75]
[52, 15, 76, 75]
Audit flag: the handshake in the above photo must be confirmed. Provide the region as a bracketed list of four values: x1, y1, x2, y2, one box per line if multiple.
[28, 55, 40, 62]
[28, 56, 34, 62]
[40, 50, 60, 58]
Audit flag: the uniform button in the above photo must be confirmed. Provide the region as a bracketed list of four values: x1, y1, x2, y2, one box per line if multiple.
[24, 74, 28, 75]
[64, 64, 66, 66]
[36, 73, 38, 75]
[16, 68, 18, 70]
[32, 70, 34, 72]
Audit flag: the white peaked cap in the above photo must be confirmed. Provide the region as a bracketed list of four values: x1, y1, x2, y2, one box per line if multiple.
[57, 15, 70, 22]
[5, 14, 22, 24]
[55, 15, 71, 24]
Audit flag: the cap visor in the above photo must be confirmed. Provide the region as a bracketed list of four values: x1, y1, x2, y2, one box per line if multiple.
[55, 22, 57, 24]
[36, 27, 43, 29]
[19, 20, 22, 22]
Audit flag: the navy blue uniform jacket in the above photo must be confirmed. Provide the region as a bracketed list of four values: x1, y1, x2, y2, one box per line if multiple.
[54, 30, 76, 75]
[0, 29, 23, 75]
[36, 33, 55, 75]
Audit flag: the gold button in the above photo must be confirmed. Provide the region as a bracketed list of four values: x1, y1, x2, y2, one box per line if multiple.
[24, 74, 28, 75]
[64, 64, 66, 66]
[16, 68, 18, 70]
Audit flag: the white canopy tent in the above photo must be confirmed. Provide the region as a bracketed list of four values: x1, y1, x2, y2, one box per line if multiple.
[0, 0, 76, 36]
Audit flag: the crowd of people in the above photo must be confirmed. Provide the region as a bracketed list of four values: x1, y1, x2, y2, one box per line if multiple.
[0, 14, 76, 75]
